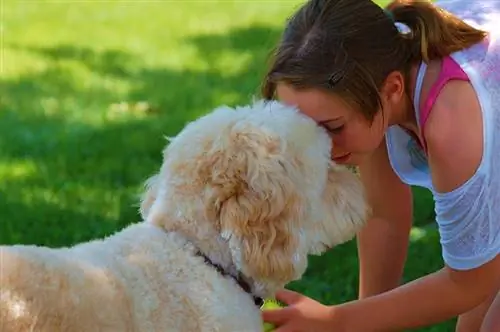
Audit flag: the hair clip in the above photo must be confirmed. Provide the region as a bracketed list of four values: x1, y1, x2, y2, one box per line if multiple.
[328, 71, 344, 87]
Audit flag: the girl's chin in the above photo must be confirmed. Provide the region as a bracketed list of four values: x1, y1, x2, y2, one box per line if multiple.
[332, 153, 367, 167]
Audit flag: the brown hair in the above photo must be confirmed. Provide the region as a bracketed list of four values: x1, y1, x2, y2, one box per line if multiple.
[261, 0, 488, 121]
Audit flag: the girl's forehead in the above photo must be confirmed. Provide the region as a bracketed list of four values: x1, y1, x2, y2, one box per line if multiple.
[276, 83, 352, 122]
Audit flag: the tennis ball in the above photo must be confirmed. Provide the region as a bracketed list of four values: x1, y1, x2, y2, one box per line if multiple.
[260, 298, 284, 332]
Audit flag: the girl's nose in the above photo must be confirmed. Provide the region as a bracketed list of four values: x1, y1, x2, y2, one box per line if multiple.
[330, 145, 348, 159]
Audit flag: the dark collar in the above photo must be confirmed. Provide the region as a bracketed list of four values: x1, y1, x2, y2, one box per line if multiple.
[197, 251, 264, 307]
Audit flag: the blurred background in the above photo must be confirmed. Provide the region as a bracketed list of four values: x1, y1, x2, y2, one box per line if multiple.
[1, 0, 452, 330]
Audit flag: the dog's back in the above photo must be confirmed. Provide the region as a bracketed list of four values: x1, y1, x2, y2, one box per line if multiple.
[0, 244, 133, 331]
[0, 222, 263, 332]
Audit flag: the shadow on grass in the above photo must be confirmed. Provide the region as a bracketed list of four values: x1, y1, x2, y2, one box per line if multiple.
[0, 25, 282, 246]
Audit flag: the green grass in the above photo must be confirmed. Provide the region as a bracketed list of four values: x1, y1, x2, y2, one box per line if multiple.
[1, 0, 452, 330]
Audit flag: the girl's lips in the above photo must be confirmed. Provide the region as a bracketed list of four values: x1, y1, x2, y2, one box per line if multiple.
[332, 153, 351, 163]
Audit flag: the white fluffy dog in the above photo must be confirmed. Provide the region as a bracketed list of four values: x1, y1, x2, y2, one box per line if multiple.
[0, 100, 369, 332]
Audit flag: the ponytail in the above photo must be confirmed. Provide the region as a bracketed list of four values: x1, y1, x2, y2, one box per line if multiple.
[386, 0, 488, 63]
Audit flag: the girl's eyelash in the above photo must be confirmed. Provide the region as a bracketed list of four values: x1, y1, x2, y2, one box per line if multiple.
[326, 124, 344, 134]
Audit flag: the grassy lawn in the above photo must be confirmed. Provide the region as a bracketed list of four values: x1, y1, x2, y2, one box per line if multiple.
[1, 0, 452, 330]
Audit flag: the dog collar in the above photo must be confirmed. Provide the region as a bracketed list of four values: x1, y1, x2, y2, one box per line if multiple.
[197, 251, 264, 307]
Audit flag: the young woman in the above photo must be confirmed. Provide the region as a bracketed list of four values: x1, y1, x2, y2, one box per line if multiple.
[260, 0, 500, 331]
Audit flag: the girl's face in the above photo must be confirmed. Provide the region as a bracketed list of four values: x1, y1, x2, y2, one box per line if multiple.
[276, 83, 389, 166]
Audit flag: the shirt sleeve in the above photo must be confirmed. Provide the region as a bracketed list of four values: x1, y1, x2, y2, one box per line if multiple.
[433, 170, 500, 270]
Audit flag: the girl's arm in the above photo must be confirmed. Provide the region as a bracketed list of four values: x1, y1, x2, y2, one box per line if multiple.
[339, 256, 500, 331]
[357, 139, 413, 298]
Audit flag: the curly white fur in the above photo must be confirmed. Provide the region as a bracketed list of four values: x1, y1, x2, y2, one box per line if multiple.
[0, 99, 369, 331]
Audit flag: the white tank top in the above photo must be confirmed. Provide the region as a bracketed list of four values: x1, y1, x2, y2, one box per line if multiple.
[385, 0, 500, 270]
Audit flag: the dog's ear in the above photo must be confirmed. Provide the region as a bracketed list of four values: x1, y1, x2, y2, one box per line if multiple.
[139, 173, 160, 220]
[210, 128, 307, 283]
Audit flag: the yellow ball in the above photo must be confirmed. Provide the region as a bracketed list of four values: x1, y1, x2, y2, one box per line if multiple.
[260, 298, 284, 332]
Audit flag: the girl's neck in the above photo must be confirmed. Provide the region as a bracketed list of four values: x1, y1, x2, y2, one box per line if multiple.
[389, 63, 425, 145]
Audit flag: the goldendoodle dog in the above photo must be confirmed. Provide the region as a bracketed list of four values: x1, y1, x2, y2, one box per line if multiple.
[0, 99, 369, 332]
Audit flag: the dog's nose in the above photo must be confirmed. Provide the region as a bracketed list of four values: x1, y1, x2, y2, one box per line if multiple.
[322, 242, 333, 251]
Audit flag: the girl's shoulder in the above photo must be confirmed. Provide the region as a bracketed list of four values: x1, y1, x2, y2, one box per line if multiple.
[423, 78, 483, 194]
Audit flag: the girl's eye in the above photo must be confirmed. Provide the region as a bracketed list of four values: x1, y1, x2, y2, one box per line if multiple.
[326, 124, 345, 134]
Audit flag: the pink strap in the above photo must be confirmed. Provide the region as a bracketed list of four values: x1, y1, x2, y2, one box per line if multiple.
[419, 56, 469, 151]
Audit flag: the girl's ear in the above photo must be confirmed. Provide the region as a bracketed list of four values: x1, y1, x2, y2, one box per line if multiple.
[381, 70, 406, 106]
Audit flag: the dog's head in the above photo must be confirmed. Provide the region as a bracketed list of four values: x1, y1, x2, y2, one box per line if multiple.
[140, 99, 369, 295]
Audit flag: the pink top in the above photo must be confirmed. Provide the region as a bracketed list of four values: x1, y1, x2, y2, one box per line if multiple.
[418, 56, 470, 151]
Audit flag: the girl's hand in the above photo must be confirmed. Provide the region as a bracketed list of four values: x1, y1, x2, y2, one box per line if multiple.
[261, 289, 344, 332]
